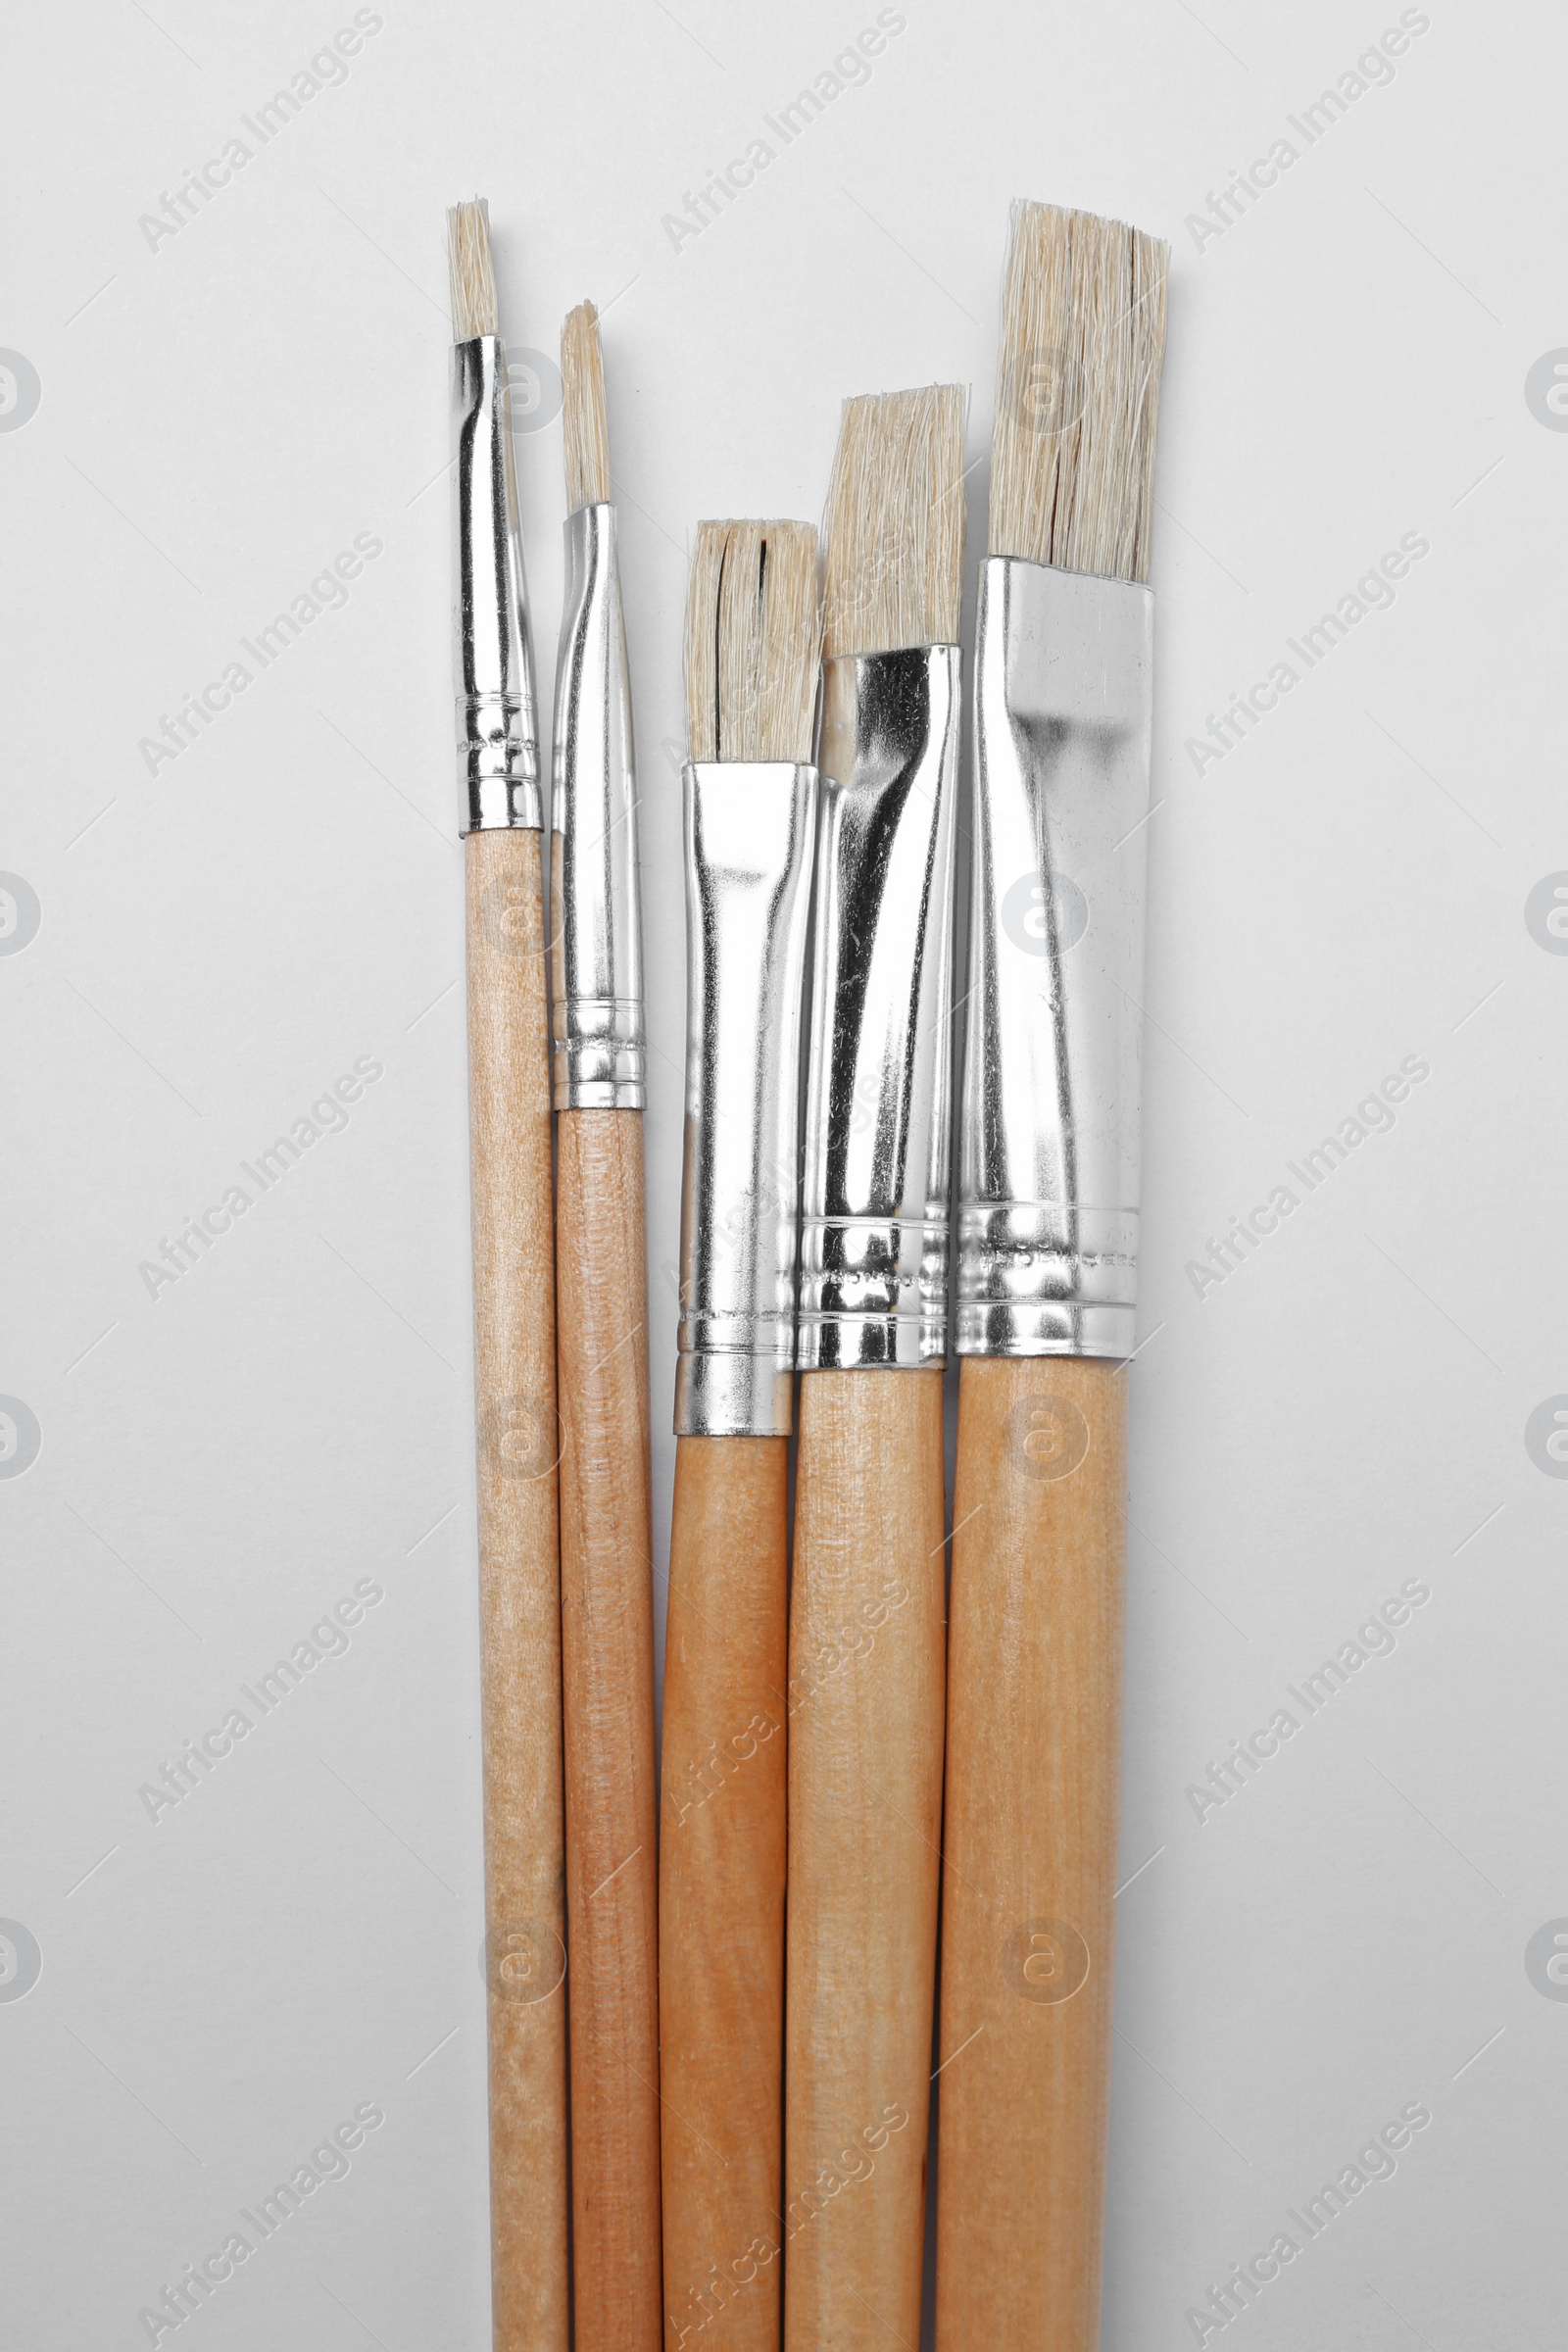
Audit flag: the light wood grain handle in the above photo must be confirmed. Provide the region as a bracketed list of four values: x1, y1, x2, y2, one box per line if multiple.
[660, 1434, 789, 2351]
[556, 1105, 662, 2352]
[934, 1355, 1127, 2352]
[784, 1366, 947, 2352]
[466, 830, 569, 2352]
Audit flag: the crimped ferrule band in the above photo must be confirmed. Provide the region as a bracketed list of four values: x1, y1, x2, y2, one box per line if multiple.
[798, 646, 961, 1371]
[451, 336, 541, 833]
[674, 760, 818, 1439]
[551, 503, 645, 1109]
[956, 557, 1154, 1360]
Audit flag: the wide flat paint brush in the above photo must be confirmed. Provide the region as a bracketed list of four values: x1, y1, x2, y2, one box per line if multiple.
[936, 198, 1170, 2352]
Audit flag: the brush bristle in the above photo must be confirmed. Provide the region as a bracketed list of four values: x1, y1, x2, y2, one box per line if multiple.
[562, 301, 611, 512]
[684, 520, 820, 763]
[821, 387, 965, 659]
[988, 199, 1169, 584]
[447, 198, 498, 341]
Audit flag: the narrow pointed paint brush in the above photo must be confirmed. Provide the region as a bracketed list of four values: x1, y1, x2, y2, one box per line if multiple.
[447, 197, 568, 2352]
[661, 519, 821, 2350]
[785, 386, 965, 2352]
[550, 301, 662, 2352]
[936, 200, 1169, 2352]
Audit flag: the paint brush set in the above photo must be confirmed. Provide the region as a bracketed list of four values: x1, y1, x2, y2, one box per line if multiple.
[446, 192, 1170, 2352]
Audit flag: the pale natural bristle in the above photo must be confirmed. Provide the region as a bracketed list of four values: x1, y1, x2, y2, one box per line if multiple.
[562, 301, 611, 512]
[684, 520, 820, 763]
[447, 198, 497, 340]
[988, 199, 1169, 584]
[821, 386, 965, 659]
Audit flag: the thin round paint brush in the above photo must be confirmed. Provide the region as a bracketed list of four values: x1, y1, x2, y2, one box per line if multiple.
[936, 199, 1170, 2352]
[447, 196, 568, 2352]
[550, 300, 662, 2352]
[661, 518, 821, 2351]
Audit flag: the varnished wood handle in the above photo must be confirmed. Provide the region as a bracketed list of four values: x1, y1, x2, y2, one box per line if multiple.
[784, 1367, 947, 2352]
[556, 1105, 662, 2352]
[660, 1435, 789, 2351]
[466, 830, 569, 2352]
[934, 1355, 1127, 2351]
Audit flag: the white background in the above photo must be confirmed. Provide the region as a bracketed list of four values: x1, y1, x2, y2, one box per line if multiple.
[4, 2, 1565, 2345]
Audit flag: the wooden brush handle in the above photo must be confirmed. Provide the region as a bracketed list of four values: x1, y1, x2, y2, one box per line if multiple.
[934, 1355, 1127, 2352]
[784, 1367, 947, 2352]
[556, 1105, 662, 2352]
[466, 830, 569, 2352]
[660, 1435, 789, 2350]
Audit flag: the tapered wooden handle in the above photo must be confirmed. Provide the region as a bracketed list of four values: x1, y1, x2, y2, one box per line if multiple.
[466, 830, 569, 2352]
[660, 1435, 789, 2350]
[784, 1367, 947, 2352]
[556, 1106, 662, 2352]
[934, 1355, 1128, 2352]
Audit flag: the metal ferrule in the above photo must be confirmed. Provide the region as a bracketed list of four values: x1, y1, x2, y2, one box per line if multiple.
[798, 646, 961, 1371]
[550, 503, 644, 1109]
[452, 336, 540, 833]
[957, 557, 1154, 1360]
[675, 761, 818, 1438]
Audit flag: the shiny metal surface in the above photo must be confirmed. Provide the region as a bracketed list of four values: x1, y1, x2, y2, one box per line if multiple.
[674, 760, 818, 1438]
[451, 336, 541, 832]
[956, 557, 1153, 1360]
[798, 646, 961, 1371]
[550, 503, 644, 1109]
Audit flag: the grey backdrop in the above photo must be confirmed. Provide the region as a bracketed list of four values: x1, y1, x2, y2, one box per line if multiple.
[4, 1, 1562, 2345]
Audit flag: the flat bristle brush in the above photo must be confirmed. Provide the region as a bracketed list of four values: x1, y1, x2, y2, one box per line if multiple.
[785, 385, 965, 2352]
[661, 518, 821, 2350]
[935, 200, 1170, 2352]
[549, 300, 662, 2352]
[447, 197, 568, 2352]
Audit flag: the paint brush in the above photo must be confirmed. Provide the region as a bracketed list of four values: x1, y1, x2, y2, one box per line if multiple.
[447, 195, 568, 2352]
[935, 199, 1169, 2351]
[785, 385, 965, 2352]
[550, 298, 662, 2352]
[661, 518, 821, 2349]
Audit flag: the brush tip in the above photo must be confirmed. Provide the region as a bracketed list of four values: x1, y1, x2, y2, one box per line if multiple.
[562, 301, 612, 512]
[447, 198, 498, 341]
[988, 198, 1169, 584]
[685, 519, 821, 764]
[821, 385, 966, 659]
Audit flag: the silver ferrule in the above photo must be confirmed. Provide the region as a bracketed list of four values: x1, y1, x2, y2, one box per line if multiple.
[452, 337, 540, 833]
[798, 646, 961, 1371]
[957, 557, 1154, 1360]
[674, 761, 819, 1438]
[550, 503, 644, 1109]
